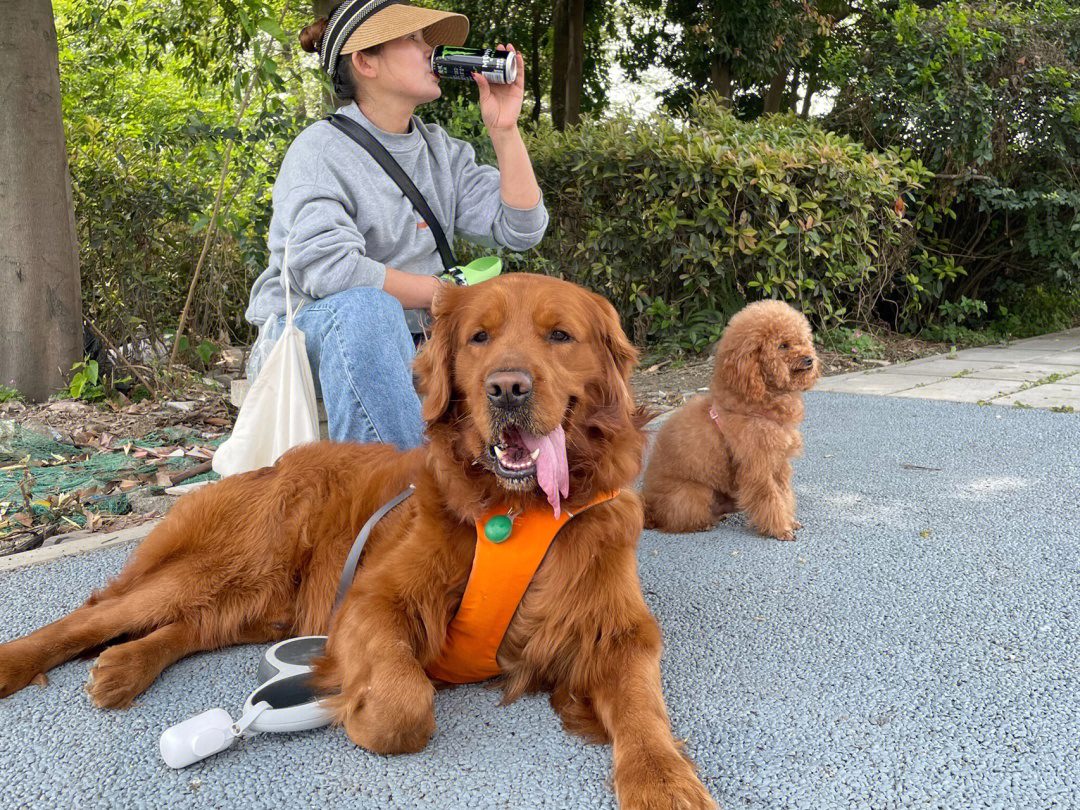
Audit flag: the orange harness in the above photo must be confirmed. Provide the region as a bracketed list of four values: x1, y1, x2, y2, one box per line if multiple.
[425, 491, 618, 684]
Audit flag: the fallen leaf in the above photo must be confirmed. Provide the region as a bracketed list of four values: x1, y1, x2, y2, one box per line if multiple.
[73, 431, 99, 447]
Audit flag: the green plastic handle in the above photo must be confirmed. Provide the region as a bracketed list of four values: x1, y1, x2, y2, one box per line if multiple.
[455, 256, 502, 286]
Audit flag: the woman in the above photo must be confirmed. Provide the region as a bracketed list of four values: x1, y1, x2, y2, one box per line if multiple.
[244, 0, 547, 448]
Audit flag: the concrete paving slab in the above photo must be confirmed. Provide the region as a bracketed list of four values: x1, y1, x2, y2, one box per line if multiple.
[1012, 328, 1080, 350]
[891, 376, 1025, 403]
[992, 383, 1080, 410]
[1048, 351, 1080, 365]
[949, 347, 1057, 362]
[1010, 338, 1080, 352]
[962, 364, 1080, 383]
[884, 358, 1007, 378]
[815, 371, 945, 395]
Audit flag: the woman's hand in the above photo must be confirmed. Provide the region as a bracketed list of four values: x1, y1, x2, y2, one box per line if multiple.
[474, 44, 525, 135]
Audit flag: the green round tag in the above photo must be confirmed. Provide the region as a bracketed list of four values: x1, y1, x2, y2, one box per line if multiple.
[484, 514, 513, 543]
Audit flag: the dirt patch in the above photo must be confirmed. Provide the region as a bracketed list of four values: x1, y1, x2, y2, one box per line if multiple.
[0, 363, 238, 556]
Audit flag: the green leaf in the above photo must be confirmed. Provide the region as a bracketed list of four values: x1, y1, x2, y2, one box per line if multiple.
[257, 17, 286, 43]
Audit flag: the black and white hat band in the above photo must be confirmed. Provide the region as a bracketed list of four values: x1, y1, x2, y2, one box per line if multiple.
[321, 0, 408, 78]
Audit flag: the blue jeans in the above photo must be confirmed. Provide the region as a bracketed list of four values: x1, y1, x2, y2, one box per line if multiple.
[249, 287, 424, 449]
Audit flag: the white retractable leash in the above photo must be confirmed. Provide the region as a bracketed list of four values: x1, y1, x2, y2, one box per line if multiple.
[159, 487, 416, 768]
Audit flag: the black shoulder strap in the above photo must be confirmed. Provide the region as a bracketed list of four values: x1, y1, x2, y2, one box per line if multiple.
[325, 114, 457, 271]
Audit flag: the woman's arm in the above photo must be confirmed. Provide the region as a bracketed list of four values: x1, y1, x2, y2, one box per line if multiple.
[489, 126, 541, 210]
[473, 45, 541, 210]
[381, 267, 444, 310]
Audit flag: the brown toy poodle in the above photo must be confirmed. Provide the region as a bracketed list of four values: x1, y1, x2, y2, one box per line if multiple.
[642, 299, 820, 539]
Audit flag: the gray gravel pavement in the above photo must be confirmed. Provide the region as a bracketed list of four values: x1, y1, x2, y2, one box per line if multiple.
[1, 391, 1078, 809]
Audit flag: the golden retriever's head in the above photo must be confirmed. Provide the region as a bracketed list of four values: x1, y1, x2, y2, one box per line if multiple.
[414, 274, 648, 518]
[713, 300, 819, 404]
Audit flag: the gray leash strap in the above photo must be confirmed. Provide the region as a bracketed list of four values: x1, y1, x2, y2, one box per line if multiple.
[334, 486, 415, 609]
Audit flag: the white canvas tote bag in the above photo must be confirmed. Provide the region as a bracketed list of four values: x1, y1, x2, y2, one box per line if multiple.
[212, 240, 319, 477]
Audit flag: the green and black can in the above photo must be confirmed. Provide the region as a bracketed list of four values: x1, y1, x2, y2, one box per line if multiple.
[430, 46, 518, 84]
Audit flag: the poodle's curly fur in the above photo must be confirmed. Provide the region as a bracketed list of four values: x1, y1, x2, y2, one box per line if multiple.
[642, 300, 820, 539]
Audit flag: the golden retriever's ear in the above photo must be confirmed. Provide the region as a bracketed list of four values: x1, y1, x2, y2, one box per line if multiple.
[413, 284, 464, 423]
[594, 294, 638, 404]
[720, 336, 768, 403]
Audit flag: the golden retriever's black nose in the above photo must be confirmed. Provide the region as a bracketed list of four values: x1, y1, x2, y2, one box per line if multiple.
[486, 370, 532, 409]
[800, 355, 815, 369]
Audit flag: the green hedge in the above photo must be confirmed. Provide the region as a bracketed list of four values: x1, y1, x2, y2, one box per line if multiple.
[519, 95, 930, 350]
[827, 0, 1080, 333]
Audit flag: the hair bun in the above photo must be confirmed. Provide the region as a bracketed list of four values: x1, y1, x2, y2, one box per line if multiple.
[299, 18, 328, 53]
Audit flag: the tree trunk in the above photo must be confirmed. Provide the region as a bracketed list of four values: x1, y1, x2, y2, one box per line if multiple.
[550, 0, 569, 129]
[530, 0, 543, 123]
[710, 54, 733, 106]
[800, 69, 819, 118]
[0, 0, 82, 402]
[762, 68, 788, 114]
[564, 0, 585, 126]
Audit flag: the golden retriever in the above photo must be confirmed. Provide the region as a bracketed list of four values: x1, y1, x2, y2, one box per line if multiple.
[0, 273, 715, 810]
[642, 299, 819, 539]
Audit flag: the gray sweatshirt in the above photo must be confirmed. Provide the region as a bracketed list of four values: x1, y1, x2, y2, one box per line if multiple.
[244, 102, 549, 333]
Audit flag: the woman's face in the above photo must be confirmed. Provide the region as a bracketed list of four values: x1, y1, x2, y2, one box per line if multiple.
[362, 30, 441, 106]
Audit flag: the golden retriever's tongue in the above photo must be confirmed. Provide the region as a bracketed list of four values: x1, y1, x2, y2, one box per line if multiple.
[520, 425, 569, 518]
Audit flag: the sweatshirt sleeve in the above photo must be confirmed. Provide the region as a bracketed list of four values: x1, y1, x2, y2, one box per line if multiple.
[446, 134, 549, 252]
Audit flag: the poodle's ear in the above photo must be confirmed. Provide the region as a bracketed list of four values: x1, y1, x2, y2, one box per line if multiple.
[594, 293, 638, 410]
[719, 332, 768, 403]
[413, 284, 466, 423]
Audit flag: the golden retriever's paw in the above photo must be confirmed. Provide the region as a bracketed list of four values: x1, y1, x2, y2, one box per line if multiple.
[616, 753, 718, 810]
[0, 648, 43, 699]
[342, 663, 436, 754]
[792, 520, 803, 531]
[85, 647, 146, 709]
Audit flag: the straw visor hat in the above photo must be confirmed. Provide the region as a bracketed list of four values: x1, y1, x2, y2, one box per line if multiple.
[320, 0, 470, 79]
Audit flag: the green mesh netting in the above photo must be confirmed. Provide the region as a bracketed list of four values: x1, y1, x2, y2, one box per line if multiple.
[0, 423, 222, 531]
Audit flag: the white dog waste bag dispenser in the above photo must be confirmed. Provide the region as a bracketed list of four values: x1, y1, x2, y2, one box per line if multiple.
[212, 239, 319, 477]
[159, 636, 335, 768]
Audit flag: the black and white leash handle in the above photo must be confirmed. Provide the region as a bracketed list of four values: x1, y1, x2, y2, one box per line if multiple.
[325, 114, 458, 272]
